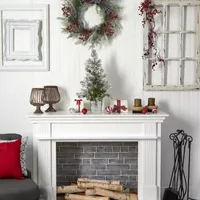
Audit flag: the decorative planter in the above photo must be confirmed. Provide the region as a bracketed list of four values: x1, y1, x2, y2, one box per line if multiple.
[90, 101, 102, 114]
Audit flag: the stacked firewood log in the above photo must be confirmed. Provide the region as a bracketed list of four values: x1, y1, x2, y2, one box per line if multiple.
[57, 178, 138, 200]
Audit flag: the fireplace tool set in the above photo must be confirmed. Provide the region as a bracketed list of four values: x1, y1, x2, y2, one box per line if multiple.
[163, 129, 193, 200]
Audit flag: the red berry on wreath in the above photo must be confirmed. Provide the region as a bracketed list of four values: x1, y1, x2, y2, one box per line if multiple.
[142, 107, 148, 114]
[82, 108, 88, 114]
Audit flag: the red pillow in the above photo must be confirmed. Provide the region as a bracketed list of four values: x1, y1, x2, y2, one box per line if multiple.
[0, 139, 24, 179]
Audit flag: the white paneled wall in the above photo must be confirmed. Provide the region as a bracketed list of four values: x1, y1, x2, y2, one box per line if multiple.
[0, 0, 199, 199]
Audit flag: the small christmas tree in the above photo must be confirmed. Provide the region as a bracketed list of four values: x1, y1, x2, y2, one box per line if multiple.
[77, 49, 111, 101]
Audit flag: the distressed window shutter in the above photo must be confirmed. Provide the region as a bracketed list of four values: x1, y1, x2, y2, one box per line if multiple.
[143, 0, 200, 91]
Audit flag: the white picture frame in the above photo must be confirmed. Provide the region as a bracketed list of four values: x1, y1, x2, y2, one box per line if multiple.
[3, 19, 42, 61]
[0, 4, 49, 71]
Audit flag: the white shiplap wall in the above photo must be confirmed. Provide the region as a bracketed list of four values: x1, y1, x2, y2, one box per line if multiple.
[0, 0, 199, 199]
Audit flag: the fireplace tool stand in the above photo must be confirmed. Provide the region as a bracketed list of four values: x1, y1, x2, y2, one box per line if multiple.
[163, 129, 193, 200]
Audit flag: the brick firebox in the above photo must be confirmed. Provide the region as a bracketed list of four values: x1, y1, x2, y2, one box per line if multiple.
[56, 142, 138, 189]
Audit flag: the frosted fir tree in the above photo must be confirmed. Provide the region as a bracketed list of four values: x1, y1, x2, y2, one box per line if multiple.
[77, 49, 111, 101]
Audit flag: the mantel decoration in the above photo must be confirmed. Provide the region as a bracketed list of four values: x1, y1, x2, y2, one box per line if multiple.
[146, 97, 158, 112]
[74, 98, 82, 113]
[59, 0, 122, 47]
[132, 99, 143, 113]
[77, 49, 111, 113]
[110, 100, 128, 114]
[42, 86, 61, 112]
[30, 88, 45, 114]
[139, 0, 164, 69]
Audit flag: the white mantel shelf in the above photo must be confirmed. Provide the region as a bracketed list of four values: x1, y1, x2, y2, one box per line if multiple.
[28, 110, 168, 200]
[28, 111, 168, 123]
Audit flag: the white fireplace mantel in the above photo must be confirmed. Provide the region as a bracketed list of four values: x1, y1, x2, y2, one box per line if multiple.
[28, 111, 168, 200]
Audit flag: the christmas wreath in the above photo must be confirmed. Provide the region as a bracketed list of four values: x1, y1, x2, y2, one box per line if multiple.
[60, 0, 122, 47]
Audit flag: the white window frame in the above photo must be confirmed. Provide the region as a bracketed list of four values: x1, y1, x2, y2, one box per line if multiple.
[143, 0, 200, 91]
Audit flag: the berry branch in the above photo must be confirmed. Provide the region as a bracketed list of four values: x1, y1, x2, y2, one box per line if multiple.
[139, 0, 165, 69]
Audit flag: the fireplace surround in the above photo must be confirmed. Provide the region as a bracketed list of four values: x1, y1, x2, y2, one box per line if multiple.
[29, 111, 168, 200]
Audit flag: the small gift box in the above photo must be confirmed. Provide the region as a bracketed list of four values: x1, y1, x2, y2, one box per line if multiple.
[74, 98, 84, 113]
[110, 100, 128, 113]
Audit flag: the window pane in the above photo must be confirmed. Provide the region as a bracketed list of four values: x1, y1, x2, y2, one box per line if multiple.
[154, 6, 163, 31]
[151, 63, 162, 85]
[168, 34, 179, 58]
[184, 61, 196, 85]
[167, 61, 180, 85]
[156, 34, 164, 58]
[184, 34, 196, 58]
[169, 6, 180, 31]
[185, 6, 197, 31]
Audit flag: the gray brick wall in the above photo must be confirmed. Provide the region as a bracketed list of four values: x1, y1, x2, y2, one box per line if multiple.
[56, 142, 138, 189]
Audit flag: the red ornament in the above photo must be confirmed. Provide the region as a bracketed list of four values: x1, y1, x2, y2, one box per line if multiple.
[152, 108, 157, 113]
[82, 108, 88, 114]
[74, 99, 82, 113]
[105, 106, 113, 114]
[142, 107, 148, 114]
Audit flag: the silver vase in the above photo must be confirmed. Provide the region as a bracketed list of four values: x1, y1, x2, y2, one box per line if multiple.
[90, 101, 102, 114]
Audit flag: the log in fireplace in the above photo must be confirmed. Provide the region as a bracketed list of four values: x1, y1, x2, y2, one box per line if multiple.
[57, 178, 138, 200]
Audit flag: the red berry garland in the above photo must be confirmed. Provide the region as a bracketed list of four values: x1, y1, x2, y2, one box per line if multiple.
[139, 0, 165, 69]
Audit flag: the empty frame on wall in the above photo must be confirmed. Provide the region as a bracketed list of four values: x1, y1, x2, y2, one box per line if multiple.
[143, 1, 200, 91]
[0, 4, 49, 71]
[3, 19, 42, 61]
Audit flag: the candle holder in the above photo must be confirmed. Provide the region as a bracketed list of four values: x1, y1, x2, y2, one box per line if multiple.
[132, 99, 143, 113]
[30, 88, 45, 114]
[146, 97, 158, 112]
[42, 86, 60, 112]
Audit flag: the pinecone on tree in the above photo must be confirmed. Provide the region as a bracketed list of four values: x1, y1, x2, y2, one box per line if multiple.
[77, 49, 111, 101]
